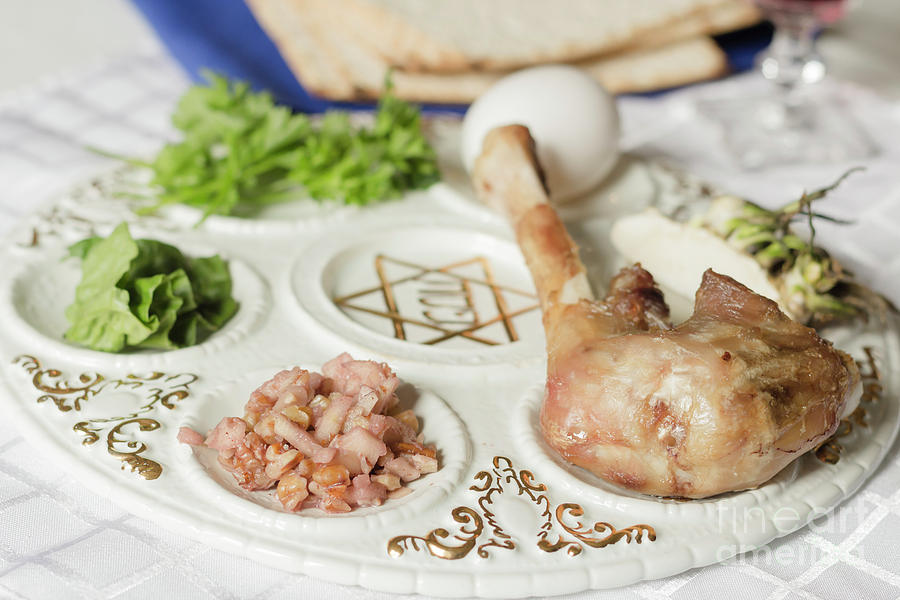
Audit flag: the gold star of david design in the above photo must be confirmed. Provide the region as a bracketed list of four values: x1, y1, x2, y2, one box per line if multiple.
[332, 255, 540, 346]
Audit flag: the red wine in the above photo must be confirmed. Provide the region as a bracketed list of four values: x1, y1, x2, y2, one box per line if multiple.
[755, 0, 847, 24]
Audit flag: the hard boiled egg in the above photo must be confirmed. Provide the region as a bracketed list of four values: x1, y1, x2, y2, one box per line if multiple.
[461, 65, 620, 202]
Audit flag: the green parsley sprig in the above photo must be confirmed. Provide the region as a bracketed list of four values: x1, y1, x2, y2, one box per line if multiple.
[107, 73, 440, 220]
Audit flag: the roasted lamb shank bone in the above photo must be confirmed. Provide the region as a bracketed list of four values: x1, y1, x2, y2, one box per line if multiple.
[473, 124, 861, 498]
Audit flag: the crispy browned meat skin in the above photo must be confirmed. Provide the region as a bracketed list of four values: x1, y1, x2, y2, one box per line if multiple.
[473, 125, 859, 498]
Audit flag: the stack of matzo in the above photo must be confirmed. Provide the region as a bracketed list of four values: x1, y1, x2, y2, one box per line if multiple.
[244, 0, 760, 103]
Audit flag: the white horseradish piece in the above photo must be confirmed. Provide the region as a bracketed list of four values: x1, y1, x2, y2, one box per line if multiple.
[611, 207, 792, 317]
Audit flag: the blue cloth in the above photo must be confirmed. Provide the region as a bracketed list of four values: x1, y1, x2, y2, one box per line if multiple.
[130, 0, 772, 114]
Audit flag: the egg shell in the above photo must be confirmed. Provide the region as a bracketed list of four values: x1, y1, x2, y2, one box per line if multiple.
[461, 65, 620, 202]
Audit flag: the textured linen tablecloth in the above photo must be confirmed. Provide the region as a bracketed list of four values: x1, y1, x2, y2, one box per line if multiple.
[1, 45, 900, 600]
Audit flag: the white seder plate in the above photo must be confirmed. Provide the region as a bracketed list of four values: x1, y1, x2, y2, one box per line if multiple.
[0, 123, 897, 598]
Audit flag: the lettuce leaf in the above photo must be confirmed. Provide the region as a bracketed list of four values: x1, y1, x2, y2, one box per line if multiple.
[64, 223, 238, 352]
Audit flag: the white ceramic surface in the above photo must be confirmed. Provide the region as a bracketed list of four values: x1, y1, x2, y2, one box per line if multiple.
[0, 142, 896, 597]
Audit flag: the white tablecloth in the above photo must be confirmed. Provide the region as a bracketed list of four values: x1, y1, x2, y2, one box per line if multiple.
[1, 45, 900, 600]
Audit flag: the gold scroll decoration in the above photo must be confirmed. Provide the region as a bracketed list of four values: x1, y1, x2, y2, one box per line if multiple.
[387, 456, 655, 560]
[18, 168, 181, 249]
[13, 355, 197, 480]
[816, 347, 882, 464]
[334, 255, 539, 347]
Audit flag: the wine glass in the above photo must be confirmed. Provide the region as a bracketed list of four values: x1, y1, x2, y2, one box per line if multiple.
[701, 0, 876, 169]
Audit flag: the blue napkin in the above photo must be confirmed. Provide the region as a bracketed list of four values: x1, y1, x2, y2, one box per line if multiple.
[130, 0, 772, 114]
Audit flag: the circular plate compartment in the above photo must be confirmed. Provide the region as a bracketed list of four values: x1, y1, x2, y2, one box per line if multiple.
[175, 366, 473, 535]
[0, 245, 271, 370]
[289, 218, 545, 365]
[508, 315, 900, 552]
